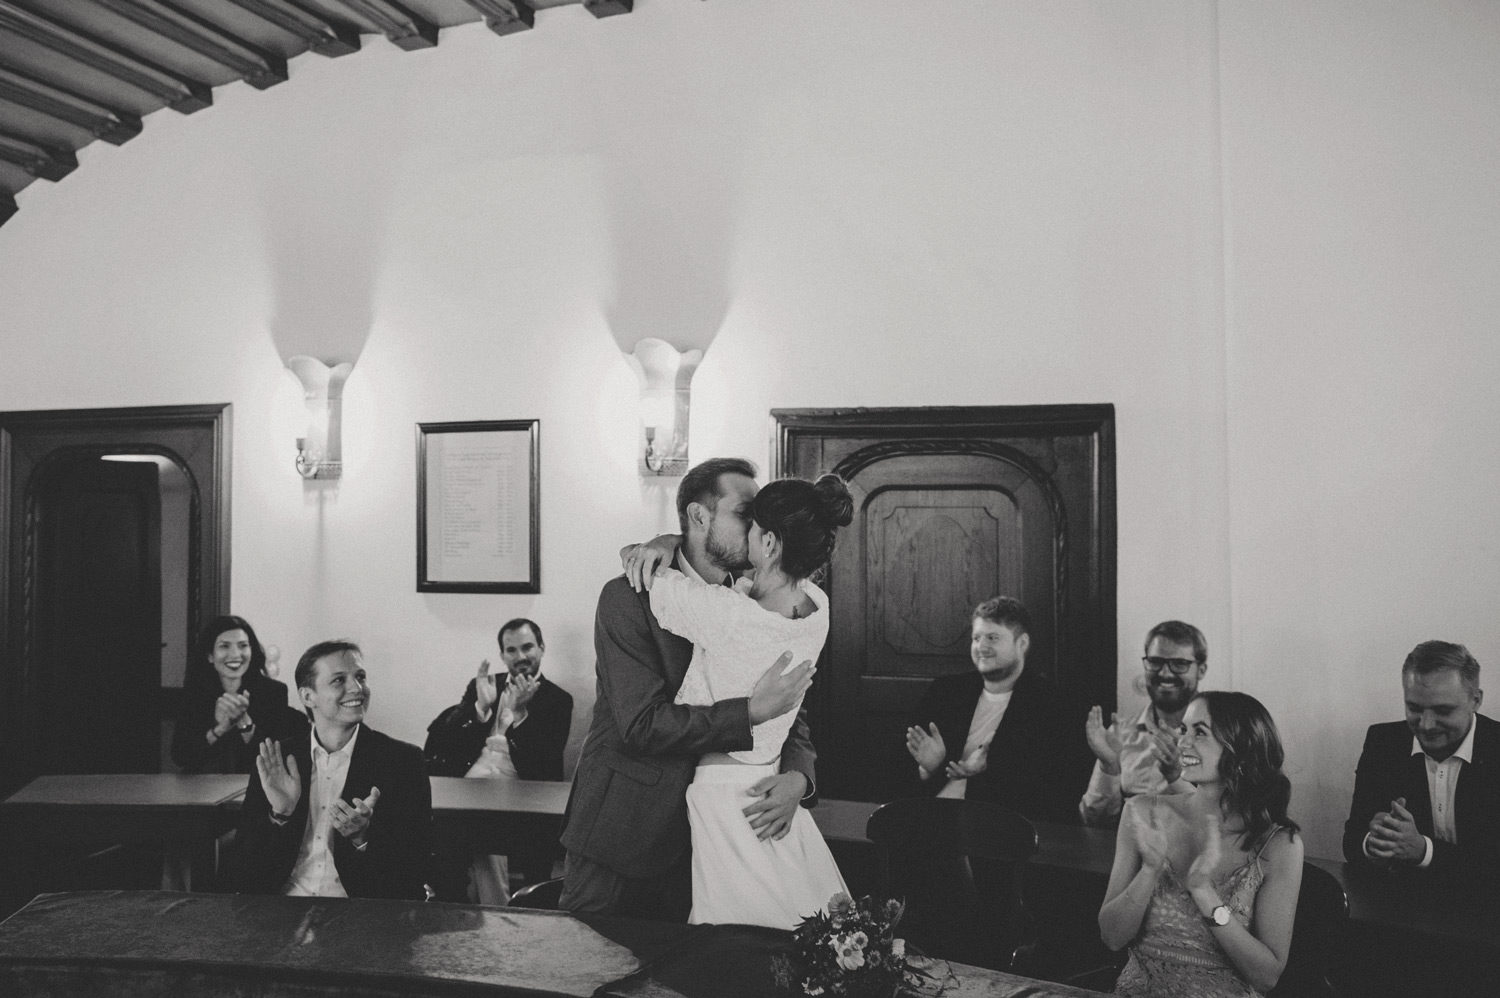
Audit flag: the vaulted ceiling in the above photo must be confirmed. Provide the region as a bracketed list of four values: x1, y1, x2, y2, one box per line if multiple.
[0, 0, 633, 227]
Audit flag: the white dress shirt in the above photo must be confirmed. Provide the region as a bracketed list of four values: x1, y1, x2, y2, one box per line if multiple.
[1412, 718, 1477, 866]
[283, 724, 361, 897]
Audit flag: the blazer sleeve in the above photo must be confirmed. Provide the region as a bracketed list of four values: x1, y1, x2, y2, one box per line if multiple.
[594, 577, 753, 758]
[336, 736, 432, 901]
[228, 742, 303, 893]
[170, 688, 217, 773]
[508, 680, 573, 782]
[778, 706, 819, 806]
[1343, 725, 1390, 866]
[423, 678, 489, 777]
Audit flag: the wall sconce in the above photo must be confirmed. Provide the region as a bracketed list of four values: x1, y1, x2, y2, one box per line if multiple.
[625, 338, 702, 477]
[285, 355, 354, 480]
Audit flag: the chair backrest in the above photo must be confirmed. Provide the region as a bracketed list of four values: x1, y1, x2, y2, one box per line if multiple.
[864, 798, 1039, 971]
[508, 877, 565, 911]
[1270, 861, 1349, 998]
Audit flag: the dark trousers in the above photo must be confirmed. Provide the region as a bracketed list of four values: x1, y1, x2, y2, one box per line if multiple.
[559, 849, 692, 922]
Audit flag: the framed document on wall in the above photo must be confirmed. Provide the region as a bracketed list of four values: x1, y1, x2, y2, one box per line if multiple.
[417, 420, 539, 593]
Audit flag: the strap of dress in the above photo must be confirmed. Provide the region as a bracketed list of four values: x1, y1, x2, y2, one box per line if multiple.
[1253, 824, 1284, 860]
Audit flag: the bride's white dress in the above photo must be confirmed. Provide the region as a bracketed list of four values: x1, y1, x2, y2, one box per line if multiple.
[650, 569, 848, 928]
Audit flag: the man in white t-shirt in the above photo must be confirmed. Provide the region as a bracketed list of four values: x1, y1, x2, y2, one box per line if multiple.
[904, 596, 1087, 823]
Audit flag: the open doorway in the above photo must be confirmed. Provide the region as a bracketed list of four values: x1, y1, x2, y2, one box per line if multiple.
[0, 404, 230, 797]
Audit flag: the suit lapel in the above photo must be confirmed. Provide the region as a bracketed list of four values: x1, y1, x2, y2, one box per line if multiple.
[342, 726, 373, 803]
[1454, 715, 1492, 842]
[1405, 749, 1435, 834]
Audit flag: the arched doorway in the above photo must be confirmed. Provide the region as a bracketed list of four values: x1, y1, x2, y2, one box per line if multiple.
[0, 404, 229, 796]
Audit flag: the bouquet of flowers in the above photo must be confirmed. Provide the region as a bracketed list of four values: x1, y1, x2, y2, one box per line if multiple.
[771, 893, 952, 998]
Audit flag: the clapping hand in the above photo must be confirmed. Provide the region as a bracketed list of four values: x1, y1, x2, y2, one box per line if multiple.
[213, 691, 250, 734]
[475, 659, 498, 720]
[904, 723, 947, 776]
[332, 786, 379, 847]
[1150, 725, 1185, 784]
[255, 739, 301, 817]
[1367, 797, 1425, 865]
[507, 671, 540, 713]
[1127, 799, 1171, 872]
[1086, 706, 1123, 773]
[944, 740, 989, 780]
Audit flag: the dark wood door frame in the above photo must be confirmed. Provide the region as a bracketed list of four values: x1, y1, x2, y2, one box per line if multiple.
[772, 402, 1117, 723]
[0, 404, 230, 791]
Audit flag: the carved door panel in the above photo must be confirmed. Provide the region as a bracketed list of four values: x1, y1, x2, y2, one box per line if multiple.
[775, 407, 1115, 802]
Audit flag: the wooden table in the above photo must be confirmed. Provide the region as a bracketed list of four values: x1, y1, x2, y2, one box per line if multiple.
[429, 775, 570, 851]
[0, 774, 247, 892]
[0, 890, 1109, 998]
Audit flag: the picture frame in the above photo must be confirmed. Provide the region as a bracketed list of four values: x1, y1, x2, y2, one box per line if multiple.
[416, 419, 539, 593]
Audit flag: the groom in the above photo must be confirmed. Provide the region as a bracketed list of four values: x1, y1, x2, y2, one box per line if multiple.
[559, 457, 818, 920]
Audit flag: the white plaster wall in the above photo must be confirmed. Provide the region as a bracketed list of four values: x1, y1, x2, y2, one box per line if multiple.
[0, 1, 1495, 858]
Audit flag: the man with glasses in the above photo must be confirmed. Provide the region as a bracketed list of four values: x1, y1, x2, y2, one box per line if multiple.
[1078, 620, 1205, 826]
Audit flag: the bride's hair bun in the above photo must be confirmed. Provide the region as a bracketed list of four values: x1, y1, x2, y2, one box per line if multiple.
[812, 474, 854, 527]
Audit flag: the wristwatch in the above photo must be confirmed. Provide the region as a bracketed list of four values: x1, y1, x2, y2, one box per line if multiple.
[1204, 904, 1231, 927]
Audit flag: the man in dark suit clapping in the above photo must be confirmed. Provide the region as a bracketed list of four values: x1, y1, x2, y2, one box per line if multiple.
[1344, 639, 1499, 887]
[905, 596, 1089, 823]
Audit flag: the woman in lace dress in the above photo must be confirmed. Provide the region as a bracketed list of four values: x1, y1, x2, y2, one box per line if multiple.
[1099, 691, 1304, 997]
[627, 474, 853, 928]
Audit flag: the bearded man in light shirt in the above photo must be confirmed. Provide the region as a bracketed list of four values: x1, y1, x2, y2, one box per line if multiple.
[1078, 620, 1205, 826]
[230, 640, 431, 900]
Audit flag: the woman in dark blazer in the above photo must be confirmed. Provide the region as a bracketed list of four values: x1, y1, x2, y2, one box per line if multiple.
[171, 615, 307, 774]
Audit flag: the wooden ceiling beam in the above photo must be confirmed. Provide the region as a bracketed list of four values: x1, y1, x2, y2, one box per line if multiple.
[582, 0, 632, 18]
[223, 0, 360, 58]
[0, 2, 211, 112]
[0, 128, 78, 182]
[0, 64, 143, 144]
[87, 0, 289, 90]
[461, 1, 534, 38]
[325, 0, 438, 51]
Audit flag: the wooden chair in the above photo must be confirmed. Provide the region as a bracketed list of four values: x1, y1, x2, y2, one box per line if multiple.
[1269, 861, 1348, 998]
[865, 797, 1039, 971]
[508, 876, 565, 910]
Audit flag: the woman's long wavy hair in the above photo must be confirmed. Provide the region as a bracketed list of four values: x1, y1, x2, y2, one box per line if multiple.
[1195, 690, 1299, 847]
[185, 614, 268, 695]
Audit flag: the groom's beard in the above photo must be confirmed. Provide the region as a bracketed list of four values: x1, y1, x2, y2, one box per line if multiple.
[705, 532, 751, 574]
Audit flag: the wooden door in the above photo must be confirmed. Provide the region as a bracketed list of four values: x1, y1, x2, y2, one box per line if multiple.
[0, 404, 230, 797]
[35, 457, 162, 773]
[774, 406, 1115, 802]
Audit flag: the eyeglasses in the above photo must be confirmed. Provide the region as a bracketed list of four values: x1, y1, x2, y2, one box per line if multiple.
[1142, 656, 1198, 675]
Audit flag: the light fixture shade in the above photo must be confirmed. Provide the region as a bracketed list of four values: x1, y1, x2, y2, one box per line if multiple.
[625, 338, 702, 477]
[286, 355, 354, 480]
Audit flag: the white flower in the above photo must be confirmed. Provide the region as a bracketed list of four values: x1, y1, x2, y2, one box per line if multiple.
[891, 938, 906, 959]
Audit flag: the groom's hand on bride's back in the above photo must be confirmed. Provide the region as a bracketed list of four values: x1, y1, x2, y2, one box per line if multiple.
[743, 771, 807, 841]
[748, 651, 814, 724]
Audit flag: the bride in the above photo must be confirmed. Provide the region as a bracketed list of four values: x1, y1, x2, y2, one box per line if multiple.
[625, 474, 852, 928]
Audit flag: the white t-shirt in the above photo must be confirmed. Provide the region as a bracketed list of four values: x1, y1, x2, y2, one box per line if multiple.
[938, 688, 1013, 800]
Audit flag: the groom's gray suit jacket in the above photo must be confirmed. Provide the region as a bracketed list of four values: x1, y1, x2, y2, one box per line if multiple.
[560, 572, 817, 879]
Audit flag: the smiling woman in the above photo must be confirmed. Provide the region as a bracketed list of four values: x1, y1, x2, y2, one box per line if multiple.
[170, 615, 307, 774]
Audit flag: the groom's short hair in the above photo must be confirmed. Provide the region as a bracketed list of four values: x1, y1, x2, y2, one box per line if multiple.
[676, 457, 758, 532]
